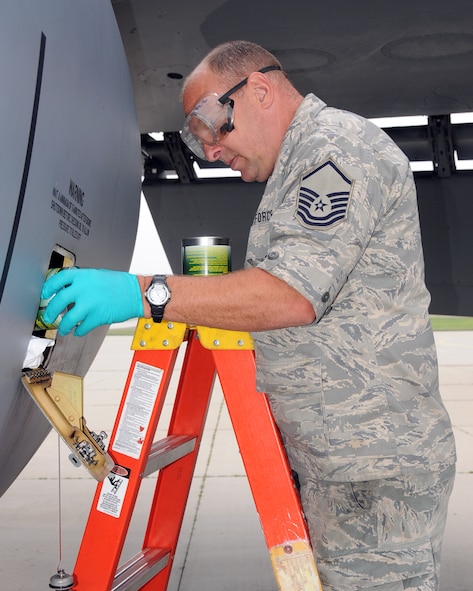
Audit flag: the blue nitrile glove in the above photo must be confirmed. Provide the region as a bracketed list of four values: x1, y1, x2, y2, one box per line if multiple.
[41, 268, 144, 337]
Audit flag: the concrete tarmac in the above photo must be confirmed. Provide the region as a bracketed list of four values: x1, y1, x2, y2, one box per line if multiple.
[0, 329, 471, 590]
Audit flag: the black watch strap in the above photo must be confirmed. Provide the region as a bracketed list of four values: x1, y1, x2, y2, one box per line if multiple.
[150, 302, 165, 323]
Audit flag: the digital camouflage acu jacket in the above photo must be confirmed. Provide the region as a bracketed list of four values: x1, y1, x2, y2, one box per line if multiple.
[246, 94, 456, 482]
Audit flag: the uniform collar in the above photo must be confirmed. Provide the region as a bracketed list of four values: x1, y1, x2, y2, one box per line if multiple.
[295, 93, 327, 122]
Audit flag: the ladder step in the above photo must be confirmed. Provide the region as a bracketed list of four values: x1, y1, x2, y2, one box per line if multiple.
[143, 434, 197, 478]
[112, 547, 170, 591]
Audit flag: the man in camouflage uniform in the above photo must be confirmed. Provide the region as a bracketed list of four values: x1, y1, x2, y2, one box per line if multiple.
[245, 88, 456, 591]
[43, 41, 456, 590]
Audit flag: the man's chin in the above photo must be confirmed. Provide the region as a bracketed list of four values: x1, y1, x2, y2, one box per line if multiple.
[240, 169, 264, 183]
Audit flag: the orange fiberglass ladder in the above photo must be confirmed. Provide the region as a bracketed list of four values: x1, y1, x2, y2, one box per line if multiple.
[71, 319, 322, 591]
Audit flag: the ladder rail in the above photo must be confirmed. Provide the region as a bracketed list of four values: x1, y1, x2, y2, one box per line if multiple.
[212, 349, 322, 591]
[213, 349, 308, 544]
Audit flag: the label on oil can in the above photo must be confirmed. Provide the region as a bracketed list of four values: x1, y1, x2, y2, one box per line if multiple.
[182, 236, 231, 276]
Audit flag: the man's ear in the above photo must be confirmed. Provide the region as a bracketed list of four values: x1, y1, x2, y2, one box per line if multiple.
[255, 87, 266, 103]
[248, 71, 273, 107]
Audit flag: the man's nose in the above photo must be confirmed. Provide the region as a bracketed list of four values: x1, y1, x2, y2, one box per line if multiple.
[203, 143, 222, 162]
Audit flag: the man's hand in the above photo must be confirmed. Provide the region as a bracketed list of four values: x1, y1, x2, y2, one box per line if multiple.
[41, 268, 144, 336]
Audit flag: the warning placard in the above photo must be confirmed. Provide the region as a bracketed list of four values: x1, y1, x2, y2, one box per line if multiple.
[112, 361, 164, 459]
[97, 465, 131, 518]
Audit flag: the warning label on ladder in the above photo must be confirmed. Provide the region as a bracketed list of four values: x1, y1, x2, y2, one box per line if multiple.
[112, 361, 164, 459]
[97, 465, 130, 518]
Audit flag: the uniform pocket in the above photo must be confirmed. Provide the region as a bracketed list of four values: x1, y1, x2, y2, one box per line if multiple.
[321, 379, 398, 469]
[261, 355, 400, 480]
[262, 357, 327, 450]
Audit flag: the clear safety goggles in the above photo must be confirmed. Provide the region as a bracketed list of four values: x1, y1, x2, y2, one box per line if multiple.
[181, 65, 282, 160]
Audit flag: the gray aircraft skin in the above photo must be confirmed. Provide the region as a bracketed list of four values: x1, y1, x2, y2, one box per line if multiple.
[0, 0, 141, 496]
[1, 0, 473, 498]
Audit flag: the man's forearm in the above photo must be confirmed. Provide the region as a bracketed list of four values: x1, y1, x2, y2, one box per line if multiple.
[138, 267, 315, 332]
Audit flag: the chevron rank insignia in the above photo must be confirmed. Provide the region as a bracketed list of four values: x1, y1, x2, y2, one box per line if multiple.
[295, 160, 353, 229]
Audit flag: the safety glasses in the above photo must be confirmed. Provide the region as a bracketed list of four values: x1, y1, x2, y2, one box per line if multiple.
[181, 65, 282, 160]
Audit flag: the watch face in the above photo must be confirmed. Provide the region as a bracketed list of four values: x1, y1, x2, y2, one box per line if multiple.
[148, 282, 169, 306]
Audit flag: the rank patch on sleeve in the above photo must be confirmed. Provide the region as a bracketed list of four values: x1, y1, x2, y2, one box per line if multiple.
[295, 160, 353, 229]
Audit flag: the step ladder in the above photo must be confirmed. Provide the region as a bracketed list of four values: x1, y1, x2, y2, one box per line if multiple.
[72, 319, 322, 591]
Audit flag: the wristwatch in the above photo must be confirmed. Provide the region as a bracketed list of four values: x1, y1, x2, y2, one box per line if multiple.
[145, 275, 171, 323]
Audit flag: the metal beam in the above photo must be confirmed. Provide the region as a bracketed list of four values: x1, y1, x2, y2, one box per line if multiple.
[428, 115, 455, 178]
